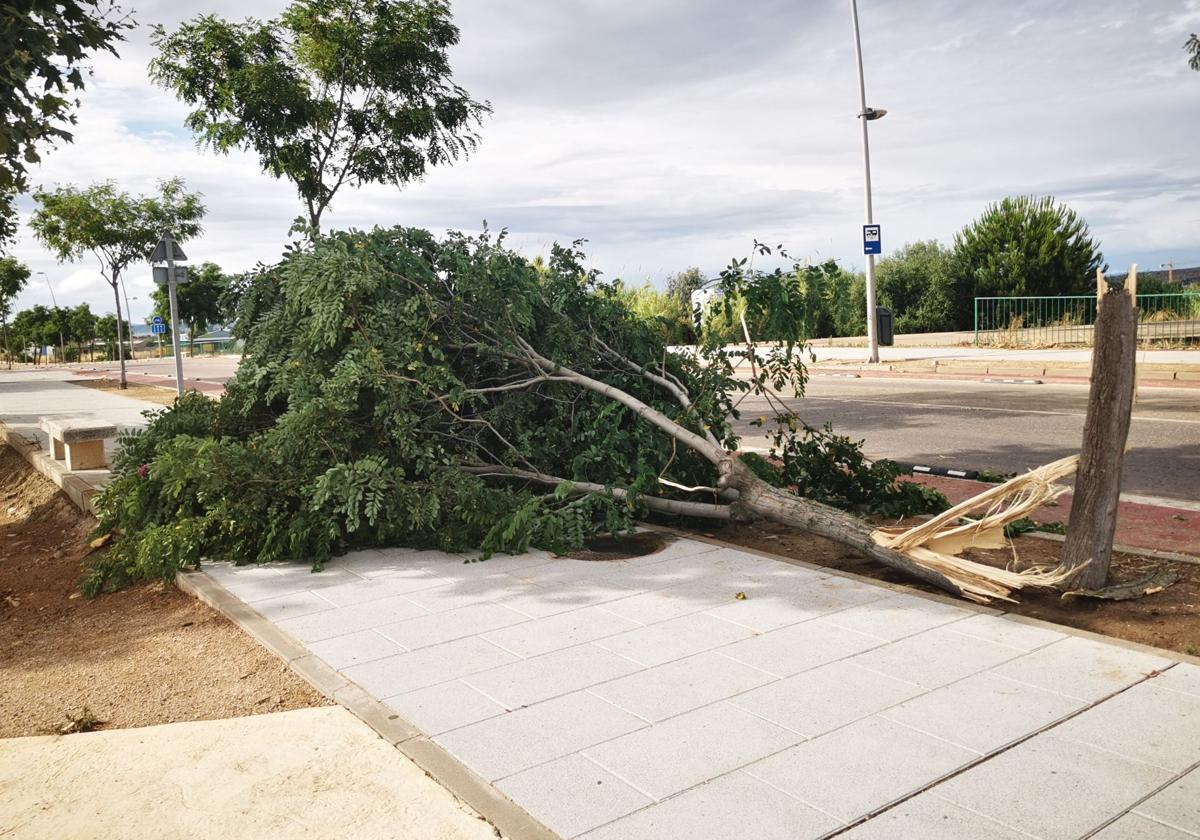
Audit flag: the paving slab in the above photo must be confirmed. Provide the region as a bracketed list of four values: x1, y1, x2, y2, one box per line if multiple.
[1051, 678, 1200, 772]
[591, 650, 774, 722]
[591, 611, 754, 667]
[837, 792, 1030, 839]
[989, 635, 1173, 702]
[729, 659, 925, 738]
[1091, 813, 1199, 839]
[849, 622, 1026, 689]
[933, 734, 1174, 839]
[744, 715, 976, 822]
[435, 691, 646, 782]
[579, 771, 840, 840]
[880, 670, 1085, 755]
[582, 701, 800, 801]
[496, 754, 653, 838]
[194, 536, 1200, 840]
[1134, 769, 1200, 835]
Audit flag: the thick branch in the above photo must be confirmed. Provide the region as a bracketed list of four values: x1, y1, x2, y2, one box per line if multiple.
[461, 464, 735, 520]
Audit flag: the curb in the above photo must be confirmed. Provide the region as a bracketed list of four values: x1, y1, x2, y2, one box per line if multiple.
[179, 570, 558, 840]
[0, 420, 103, 515]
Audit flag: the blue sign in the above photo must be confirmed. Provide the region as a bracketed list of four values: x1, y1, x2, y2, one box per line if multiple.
[863, 224, 882, 255]
[151, 316, 167, 335]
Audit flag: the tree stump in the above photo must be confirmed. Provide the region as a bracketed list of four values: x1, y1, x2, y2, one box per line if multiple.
[1061, 285, 1138, 590]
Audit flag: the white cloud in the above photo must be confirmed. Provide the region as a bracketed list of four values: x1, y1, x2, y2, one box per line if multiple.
[7, 0, 1200, 321]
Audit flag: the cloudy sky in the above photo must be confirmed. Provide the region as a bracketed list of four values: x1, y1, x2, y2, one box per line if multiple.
[8, 0, 1200, 320]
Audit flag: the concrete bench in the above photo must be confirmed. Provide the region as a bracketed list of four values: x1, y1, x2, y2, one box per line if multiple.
[38, 417, 118, 471]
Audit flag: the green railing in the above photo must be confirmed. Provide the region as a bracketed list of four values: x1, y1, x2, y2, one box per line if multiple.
[973, 293, 1200, 346]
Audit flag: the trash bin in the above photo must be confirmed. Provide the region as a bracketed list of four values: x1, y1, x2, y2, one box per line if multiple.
[876, 306, 894, 346]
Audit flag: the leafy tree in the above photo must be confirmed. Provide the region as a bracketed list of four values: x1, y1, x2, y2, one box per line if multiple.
[29, 178, 205, 387]
[0, 1, 134, 248]
[94, 312, 129, 361]
[68, 302, 97, 361]
[1187, 33, 1199, 71]
[0, 256, 29, 367]
[149, 0, 490, 235]
[86, 227, 990, 604]
[151, 261, 228, 355]
[875, 240, 963, 333]
[953, 196, 1105, 315]
[11, 304, 54, 363]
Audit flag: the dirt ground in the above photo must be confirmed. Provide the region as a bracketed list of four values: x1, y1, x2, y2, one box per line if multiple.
[0, 446, 327, 738]
[703, 518, 1200, 656]
[69, 377, 178, 406]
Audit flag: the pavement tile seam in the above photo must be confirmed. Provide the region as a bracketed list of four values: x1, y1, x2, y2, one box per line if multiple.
[921, 793, 1046, 840]
[1084, 760, 1200, 840]
[736, 770, 849, 831]
[1131, 801, 1200, 839]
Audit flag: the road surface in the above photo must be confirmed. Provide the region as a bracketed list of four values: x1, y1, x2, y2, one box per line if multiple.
[732, 376, 1200, 503]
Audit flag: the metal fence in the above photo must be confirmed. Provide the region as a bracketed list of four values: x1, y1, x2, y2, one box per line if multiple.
[973, 293, 1200, 346]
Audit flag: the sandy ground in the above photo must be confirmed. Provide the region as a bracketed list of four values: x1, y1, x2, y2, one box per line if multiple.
[0, 706, 498, 840]
[0, 446, 328, 737]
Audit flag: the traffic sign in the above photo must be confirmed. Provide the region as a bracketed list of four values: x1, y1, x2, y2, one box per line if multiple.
[151, 322, 167, 335]
[150, 237, 188, 263]
[863, 224, 882, 255]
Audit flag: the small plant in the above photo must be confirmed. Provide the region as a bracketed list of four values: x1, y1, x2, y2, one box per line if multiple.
[59, 707, 103, 734]
[1001, 517, 1066, 538]
[756, 423, 949, 518]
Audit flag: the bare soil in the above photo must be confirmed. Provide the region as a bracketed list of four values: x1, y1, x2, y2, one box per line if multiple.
[701, 518, 1200, 656]
[0, 446, 328, 738]
[69, 377, 178, 406]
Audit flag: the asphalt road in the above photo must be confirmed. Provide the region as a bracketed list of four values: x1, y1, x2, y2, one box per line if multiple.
[731, 376, 1200, 503]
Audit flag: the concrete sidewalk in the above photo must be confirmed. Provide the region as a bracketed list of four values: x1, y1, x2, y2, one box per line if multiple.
[199, 539, 1200, 840]
[0, 706, 497, 840]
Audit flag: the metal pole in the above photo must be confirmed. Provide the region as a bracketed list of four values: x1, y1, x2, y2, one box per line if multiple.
[849, 0, 880, 364]
[38, 271, 66, 366]
[164, 233, 185, 396]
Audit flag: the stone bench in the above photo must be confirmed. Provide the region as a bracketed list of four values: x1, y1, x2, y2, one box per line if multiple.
[38, 417, 118, 471]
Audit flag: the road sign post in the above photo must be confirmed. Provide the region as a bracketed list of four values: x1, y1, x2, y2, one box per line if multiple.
[151, 234, 188, 396]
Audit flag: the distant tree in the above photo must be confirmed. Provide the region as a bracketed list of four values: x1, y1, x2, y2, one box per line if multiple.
[875, 241, 963, 333]
[29, 178, 205, 388]
[149, 0, 490, 235]
[11, 304, 54, 364]
[1187, 34, 1200, 71]
[94, 312, 129, 361]
[0, 1, 134, 249]
[68, 302, 97, 361]
[0, 256, 30, 367]
[151, 261, 228, 355]
[953, 196, 1105, 310]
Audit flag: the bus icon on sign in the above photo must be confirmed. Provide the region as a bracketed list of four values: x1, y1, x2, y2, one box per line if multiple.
[863, 225, 882, 255]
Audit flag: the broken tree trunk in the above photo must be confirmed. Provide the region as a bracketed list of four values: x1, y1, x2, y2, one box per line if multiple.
[1060, 280, 1138, 590]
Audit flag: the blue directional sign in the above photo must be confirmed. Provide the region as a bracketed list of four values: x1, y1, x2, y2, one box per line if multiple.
[151, 316, 167, 335]
[863, 224, 882, 255]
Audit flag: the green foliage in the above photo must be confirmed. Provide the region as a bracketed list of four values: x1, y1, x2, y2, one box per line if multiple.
[953, 196, 1105, 315]
[149, 0, 490, 233]
[1187, 33, 1200, 71]
[93, 226, 931, 592]
[875, 240, 963, 333]
[151, 261, 229, 354]
[759, 420, 948, 518]
[0, 0, 134, 247]
[0, 256, 29, 364]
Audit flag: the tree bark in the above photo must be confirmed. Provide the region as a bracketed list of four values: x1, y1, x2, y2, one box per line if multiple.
[1061, 287, 1137, 589]
[111, 280, 127, 389]
[719, 457, 967, 597]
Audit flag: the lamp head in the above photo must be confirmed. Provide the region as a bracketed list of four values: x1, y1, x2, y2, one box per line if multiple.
[860, 107, 888, 121]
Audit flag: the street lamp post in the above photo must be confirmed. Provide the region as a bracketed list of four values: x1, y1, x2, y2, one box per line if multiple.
[36, 271, 66, 366]
[849, 0, 886, 364]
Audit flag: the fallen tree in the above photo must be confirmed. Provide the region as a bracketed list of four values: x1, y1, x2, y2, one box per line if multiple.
[91, 227, 1072, 602]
